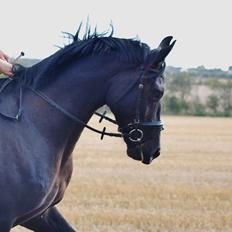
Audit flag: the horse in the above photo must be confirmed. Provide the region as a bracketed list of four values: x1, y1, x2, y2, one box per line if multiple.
[0, 27, 175, 231]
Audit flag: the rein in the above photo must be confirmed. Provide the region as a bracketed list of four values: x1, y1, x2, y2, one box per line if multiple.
[24, 66, 147, 141]
[3, 63, 163, 142]
[26, 85, 122, 140]
[25, 64, 163, 143]
[22, 66, 146, 141]
[0, 78, 23, 120]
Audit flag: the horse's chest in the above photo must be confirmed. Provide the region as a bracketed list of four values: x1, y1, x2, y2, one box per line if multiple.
[52, 155, 74, 203]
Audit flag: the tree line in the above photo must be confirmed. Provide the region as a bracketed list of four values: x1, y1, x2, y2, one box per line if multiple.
[163, 70, 232, 117]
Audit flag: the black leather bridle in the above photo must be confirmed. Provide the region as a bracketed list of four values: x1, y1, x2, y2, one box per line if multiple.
[115, 65, 164, 143]
[7, 64, 164, 143]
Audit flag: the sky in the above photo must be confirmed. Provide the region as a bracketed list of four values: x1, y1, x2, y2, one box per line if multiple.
[0, 0, 232, 70]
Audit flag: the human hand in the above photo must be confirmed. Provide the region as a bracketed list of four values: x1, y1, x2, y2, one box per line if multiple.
[0, 59, 13, 76]
[0, 50, 10, 62]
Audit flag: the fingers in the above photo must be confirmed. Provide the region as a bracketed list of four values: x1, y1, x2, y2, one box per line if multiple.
[0, 50, 10, 62]
[2, 70, 13, 76]
[0, 50, 13, 76]
[3, 54, 10, 62]
[0, 59, 13, 76]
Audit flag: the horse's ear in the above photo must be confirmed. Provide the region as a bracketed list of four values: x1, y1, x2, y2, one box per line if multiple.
[157, 36, 174, 50]
[146, 37, 176, 69]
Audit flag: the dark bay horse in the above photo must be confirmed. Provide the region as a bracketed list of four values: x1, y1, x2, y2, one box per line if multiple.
[0, 28, 175, 231]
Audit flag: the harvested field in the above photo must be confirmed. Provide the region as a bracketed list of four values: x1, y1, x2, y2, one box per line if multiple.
[12, 116, 232, 232]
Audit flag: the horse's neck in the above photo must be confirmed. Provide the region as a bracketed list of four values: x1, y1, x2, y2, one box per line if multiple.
[23, 55, 133, 165]
[40, 55, 125, 120]
[27, 56, 124, 148]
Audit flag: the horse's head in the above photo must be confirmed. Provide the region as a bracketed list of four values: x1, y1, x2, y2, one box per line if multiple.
[107, 36, 175, 164]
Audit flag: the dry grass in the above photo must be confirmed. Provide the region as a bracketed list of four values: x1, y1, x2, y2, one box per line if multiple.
[12, 116, 232, 232]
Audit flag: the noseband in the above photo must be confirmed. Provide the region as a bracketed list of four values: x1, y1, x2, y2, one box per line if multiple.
[26, 65, 164, 143]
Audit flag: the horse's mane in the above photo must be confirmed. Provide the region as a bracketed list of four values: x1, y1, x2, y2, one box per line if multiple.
[23, 24, 151, 86]
[61, 24, 150, 63]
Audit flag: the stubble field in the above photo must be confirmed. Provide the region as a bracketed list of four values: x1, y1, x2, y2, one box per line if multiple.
[13, 116, 232, 232]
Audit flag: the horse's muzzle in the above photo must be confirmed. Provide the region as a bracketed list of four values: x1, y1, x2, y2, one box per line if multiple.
[127, 145, 160, 165]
